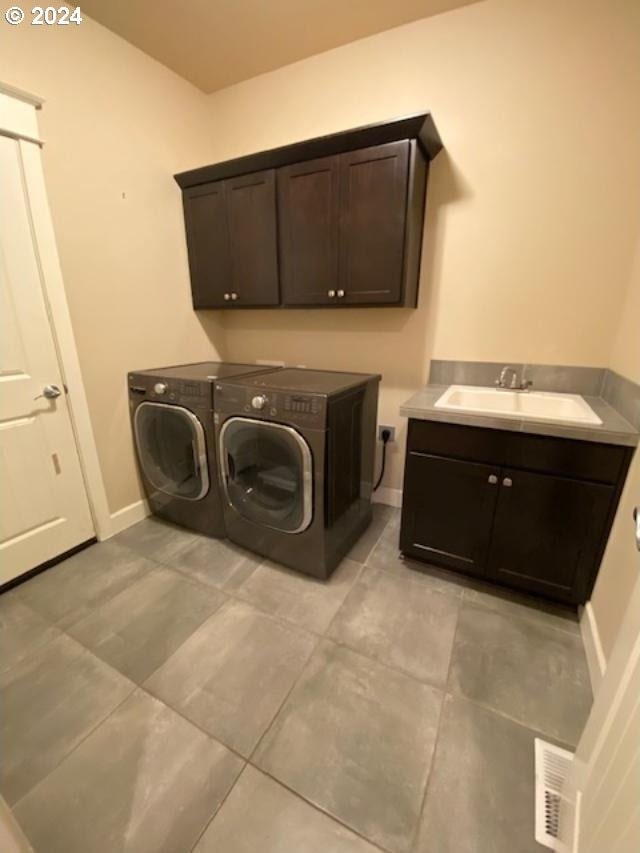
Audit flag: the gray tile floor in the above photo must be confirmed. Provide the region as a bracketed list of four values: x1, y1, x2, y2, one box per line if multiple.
[0, 505, 591, 853]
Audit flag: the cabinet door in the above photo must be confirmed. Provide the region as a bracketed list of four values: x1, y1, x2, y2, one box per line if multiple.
[225, 169, 279, 306]
[486, 470, 613, 603]
[338, 141, 409, 304]
[400, 452, 500, 576]
[182, 181, 232, 308]
[278, 156, 340, 305]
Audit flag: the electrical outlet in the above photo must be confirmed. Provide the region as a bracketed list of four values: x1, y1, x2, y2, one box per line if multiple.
[378, 425, 396, 442]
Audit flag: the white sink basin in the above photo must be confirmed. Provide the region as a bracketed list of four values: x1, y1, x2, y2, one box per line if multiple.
[434, 385, 602, 425]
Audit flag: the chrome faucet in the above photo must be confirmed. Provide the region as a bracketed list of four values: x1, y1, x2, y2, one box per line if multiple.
[495, 365, 532, 391]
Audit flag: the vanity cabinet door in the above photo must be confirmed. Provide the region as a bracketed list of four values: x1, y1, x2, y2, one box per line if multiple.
[278, 156, 340, 305]
[486, 470, 613, 603]
[400, 452, 500, 576]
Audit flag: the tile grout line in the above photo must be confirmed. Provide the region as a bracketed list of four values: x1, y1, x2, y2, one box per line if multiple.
[407, 593, 463, 852]
[359, 505, 398, 566]
[445, 600, 587, 749]
[185, 763, 251, 853]
[442, 687, 582, 751]
[461, 589, 581, 639]
[244, 765, 395, 853]
[60, 586, 231, 688]
[133, 683, 395, 853]
[10, 679, 138, 812]
[136, 683, 250, 763]
[245, 631, 325, 764]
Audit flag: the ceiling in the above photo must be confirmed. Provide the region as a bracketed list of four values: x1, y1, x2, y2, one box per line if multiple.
[80, 0, 482, 93]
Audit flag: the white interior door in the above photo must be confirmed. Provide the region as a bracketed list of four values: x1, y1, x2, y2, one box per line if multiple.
[557, 505, 640, 852]
[0, 134, 94, 584]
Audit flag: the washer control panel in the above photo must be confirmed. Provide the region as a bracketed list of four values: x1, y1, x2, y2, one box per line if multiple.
[128, 375, 209, 407]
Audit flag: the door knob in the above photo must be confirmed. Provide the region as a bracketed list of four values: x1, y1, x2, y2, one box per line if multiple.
[488, 474, 498, 484]
[503, 477, 513, 487]
[34, 384, 62, 401]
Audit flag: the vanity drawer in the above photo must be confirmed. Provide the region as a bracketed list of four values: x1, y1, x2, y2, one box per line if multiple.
[407, 419, 629, 484]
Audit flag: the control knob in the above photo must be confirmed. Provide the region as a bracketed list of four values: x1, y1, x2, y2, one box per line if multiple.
[153, 382, 168, 395]
[251, 394, 267, 410]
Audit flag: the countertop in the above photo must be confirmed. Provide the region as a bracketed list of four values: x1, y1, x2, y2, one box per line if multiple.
[400, 385, 639, 447]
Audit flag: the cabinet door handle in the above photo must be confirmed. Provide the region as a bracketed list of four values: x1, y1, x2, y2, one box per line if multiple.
[488, 474, 498, 485]
[223, 293, 230, 301]
[337, 289, 345, 298]
[231, 292, 238, 301]
[328, 290, 336, 298]
[503, 477, 513, 487]
[633, 507, 640, 552]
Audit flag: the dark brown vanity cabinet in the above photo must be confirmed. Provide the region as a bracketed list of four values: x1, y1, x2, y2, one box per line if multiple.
[402, 453, 500, 576]
[182, 169, 279, 308]
[401, 420, 633, 605]
[175, 114, 442, 310]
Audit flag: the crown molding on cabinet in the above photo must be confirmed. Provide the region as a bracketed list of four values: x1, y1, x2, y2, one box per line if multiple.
[174, 113, 442, 189]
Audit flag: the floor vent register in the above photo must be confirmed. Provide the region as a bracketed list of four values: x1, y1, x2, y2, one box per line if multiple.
[535, 738, 574, 848]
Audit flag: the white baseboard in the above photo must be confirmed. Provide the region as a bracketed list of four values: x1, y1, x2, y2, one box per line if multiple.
[102, 499, 150, 539]
[580, 601, 607, 693]
[372, 487, 402, 508]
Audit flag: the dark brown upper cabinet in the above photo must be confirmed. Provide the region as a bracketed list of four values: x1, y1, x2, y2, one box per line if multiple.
[182, 169, 279, 308]
[182, 181, 231, 309]
[337, 141, 410, 305]
[278, 155, 340, 306]
[175, 114, 442, 309]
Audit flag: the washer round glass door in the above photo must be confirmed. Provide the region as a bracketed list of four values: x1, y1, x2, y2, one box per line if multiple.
[134, 402, 209, 500]
[220, 417, 313, 533]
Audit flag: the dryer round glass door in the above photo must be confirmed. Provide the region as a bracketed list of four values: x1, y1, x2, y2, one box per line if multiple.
[220, 417, 313, 533]
[134, 402, 209, 501]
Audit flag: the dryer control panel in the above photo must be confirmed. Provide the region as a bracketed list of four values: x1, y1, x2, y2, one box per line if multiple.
[214, 383, 326, 427]
[283, 395, 321, 416]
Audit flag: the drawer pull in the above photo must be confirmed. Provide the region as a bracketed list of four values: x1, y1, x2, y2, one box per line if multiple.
[503, 477, 513, 487]
[488, 474, 498, 485]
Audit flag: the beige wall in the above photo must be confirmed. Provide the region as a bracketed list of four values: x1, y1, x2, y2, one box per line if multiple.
[609, 242, 640, 386]
[0, 15, 226, 513]
[205, 0, 640, 490]
[591, 239, 640, 660]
